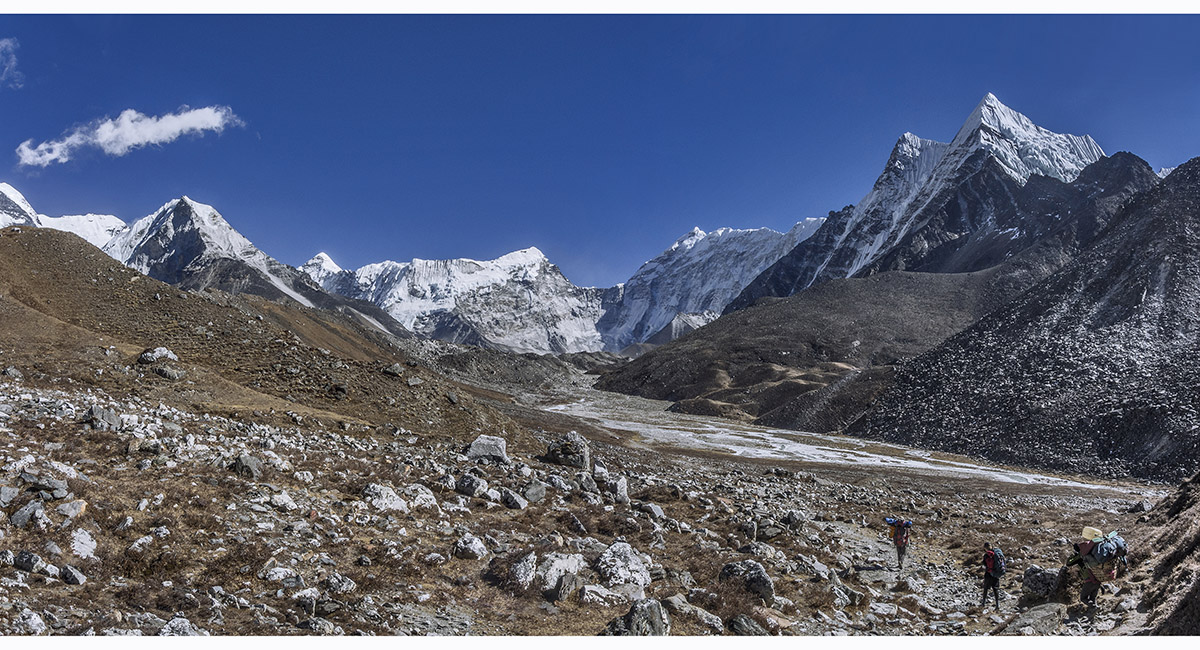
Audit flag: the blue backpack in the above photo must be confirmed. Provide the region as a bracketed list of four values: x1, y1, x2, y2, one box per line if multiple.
[990, 548, 1007, 577]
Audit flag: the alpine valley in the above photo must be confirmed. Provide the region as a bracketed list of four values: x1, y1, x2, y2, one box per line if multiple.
[3, 92, 1200, 638]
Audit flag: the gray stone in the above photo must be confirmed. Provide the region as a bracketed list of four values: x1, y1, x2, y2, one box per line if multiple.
[0, 485, 18, 507]
[0, 550, 13, 566]
[362, 483, 408, 512]
[83, 405, 121, 431]
[466, 434, 510, 464]
[498, 487, 529, 510]
[62, 565, 87, 585]
[455, 473, 489, 498]
[727, 613, 769, 636]
[1001, 603, 1067, 636]
[582, 584, 629, 606]
[230, 454, 264, 480]
[795, 553, 831, 581]
[718, 560, 775, 605]
[597, 474, 630, 504]
[1128, 500, 1154, 513]
[298, 617, 340, 635]
[261, 566, 306, 588]
[406, 376, 424, 387]
[14, 609, 47, 635]
[536, 552, 589, 592]
[158, 616, 208, 636]
[453, 534, 489, 560]
[14, 550, 46, 573]
[509, 551, 537, 590]
[549, 572, 584, 602]
[138, 347, 179, 364]
[382, 363, 404, 377]
[154, 366, 186, 381]
[663, 594, 724, 633]
[56, 499, 88, 519]
[523, 481, 548, 504]
[596, 541, 651, 587]
[2, 366, 23, 380]
[12, 501, 51, 530]
[323, 572, 357, 594]
[546, 431, 591, 470]
[1022, 564, 1061, 599]
[601, 599, 671, 636]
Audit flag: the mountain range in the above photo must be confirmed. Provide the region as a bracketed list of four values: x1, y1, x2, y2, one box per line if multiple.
[2, 180, 825, 355]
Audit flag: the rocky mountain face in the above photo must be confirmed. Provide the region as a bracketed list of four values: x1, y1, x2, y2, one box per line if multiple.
[596, 220, 824, 352]
[303, 248, 619, 354]
[101, 197, 412, 340]
[727, 94, 1107, 313]
[599, 153, 1160, 433]
[852, 157, 1200, 482]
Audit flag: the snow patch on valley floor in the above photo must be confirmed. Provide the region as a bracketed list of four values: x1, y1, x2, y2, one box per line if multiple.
[544, 392, 1135, 492]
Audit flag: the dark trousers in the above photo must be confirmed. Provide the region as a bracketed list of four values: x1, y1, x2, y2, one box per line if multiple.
[982, 573, 1000, 607]
[1080, 578, 1101, 605]
[896, 543, 907, 568]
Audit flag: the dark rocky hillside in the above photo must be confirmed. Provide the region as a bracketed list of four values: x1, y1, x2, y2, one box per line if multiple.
[595, 268, 1025, 430]
[853, 157, 1200, 482]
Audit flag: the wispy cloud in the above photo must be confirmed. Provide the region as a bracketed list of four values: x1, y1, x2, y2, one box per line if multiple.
[16, 105, 244, 167]
[0, 38, 22, 89]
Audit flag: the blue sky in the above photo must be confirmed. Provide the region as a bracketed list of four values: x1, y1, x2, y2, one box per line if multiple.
[1, 14, 1198, 287]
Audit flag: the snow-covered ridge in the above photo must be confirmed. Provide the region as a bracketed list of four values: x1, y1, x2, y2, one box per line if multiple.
[307, 247, 606, 353]
[1, 182, 127, 246]
[598, 219, 825, 351]
[950, 92, 1104, 184]
[1158, 166, 1177, 179]
[34, 213, 127, 248]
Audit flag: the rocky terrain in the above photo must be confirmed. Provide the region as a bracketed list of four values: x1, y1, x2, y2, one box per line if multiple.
[854, 157, 1200, 483]
[0, 224, 1175, 637]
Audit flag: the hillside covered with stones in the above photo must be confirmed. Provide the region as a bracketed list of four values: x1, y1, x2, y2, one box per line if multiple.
[853, 158, 1200, 482]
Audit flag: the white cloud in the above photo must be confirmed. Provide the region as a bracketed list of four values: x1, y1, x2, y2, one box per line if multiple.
[0, 38, 22, 89]
[16, 105, 244, 167]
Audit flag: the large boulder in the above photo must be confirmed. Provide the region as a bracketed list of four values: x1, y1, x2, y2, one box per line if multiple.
[536, 552, 589, 592]
[138, 347, 179, 364]
[230, 454, 264, 480]
[1002, 603, 1067, 636]
[601, 599, 671, 636]
[455, 473, 489, 498]
[719, 560, 775, 605]
[547, 431, 591, 470]
[466, 435, 510, 464]
[1022, 564, 1060, 599]
[662, 594, 723, 633]
[595, 542, 651, 587]
[453, 534, 489, 560]
[362, 484, 408, 513]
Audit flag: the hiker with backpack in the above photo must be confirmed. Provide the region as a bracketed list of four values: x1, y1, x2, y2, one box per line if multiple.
[884, 516, 912, 569]
[981, 542, 1006, 610]
[1065, 527, 1129, 607]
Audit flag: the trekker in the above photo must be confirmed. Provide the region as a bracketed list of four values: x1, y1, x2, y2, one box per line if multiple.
[885, 516, 912, 569]
[1066, 541, 1102, 606]
[1065, 527, 1128, 607]
[981, 542, 1006, 610]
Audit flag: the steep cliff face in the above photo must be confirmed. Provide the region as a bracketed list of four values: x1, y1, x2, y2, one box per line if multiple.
[727, 93, 1107, 312]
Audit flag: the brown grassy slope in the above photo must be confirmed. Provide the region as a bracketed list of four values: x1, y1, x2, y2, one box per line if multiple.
[0, 226, 528, 449]
[595, 268, 1022, 431]
[1126, 472, 1200, 634]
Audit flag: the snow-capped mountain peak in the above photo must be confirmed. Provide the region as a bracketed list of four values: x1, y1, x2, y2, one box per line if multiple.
[0, 182, 39, 226]
[1158, 166, 1177, 179]
[301, 252, 345, 285]
[950, 93, 1104, 184]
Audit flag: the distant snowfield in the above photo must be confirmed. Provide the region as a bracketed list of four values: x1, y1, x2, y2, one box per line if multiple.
[544, 391, 1142, 492]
